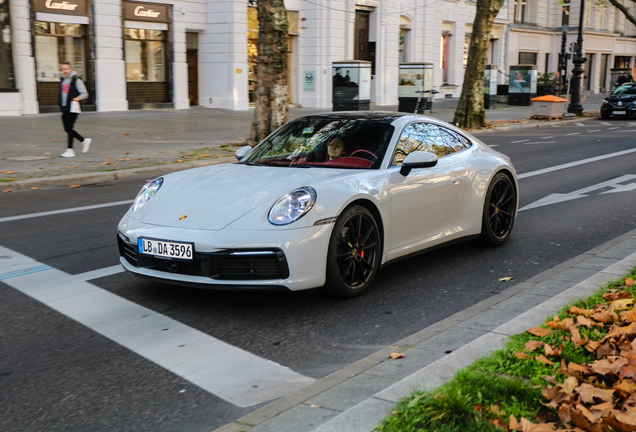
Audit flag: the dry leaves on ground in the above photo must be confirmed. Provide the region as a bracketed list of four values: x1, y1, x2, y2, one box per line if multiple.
[511, 283, 636, 431]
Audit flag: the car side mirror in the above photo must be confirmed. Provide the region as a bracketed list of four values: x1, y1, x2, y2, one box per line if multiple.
[235, 145, 252, 161]
[399, 151, 438, 176]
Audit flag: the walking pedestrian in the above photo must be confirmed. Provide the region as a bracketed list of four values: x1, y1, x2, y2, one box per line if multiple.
[551, 71, 563, 96]
[59, 62, 91, 158]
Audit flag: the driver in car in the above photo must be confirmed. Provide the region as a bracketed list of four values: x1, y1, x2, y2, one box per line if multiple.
[327, 136, 347, 160]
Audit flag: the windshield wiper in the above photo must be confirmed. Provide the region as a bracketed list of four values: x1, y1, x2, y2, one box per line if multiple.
[244, 161, 267, 167]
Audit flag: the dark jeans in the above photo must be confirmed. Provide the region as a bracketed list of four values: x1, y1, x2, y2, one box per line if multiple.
[61, 110, 84, 149]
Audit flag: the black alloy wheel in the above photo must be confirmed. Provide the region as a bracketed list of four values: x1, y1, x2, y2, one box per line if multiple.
[322, 205, 381, 298]
[479, 172, 516, 246]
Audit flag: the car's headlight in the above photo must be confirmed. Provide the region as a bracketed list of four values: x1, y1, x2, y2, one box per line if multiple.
[132, 177, 163, 212]
[268, 187, 317, 225]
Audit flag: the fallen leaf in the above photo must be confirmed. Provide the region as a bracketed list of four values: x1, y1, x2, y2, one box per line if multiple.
[527, 327, 553, 337]
[604, 291, 634, 301]
[158, 151, 164, 153]
[535, 354, 554, 365]
[137, 157, 148, 160]
[121, 134, 129, 136]
[2, 189, 13, 193]
[577, 383, 614, 404]
[611, 299, 635, 312]
[509, 414, 520, 431]
[516, 352, 531, 359]
[605, 409, 636, 432]
[30, 187, 39, 190]
[627, 278, 635, 287]
[389, 352, 405, 359]
[620, 356, 636, 379]
[499, 277, 515, 282]
[491, 418, 507, 429]
[69, 185, 82, 188]
[525, 340, 546, 351]
[101, 162, 111, 165]
[570, 326, 589, 346]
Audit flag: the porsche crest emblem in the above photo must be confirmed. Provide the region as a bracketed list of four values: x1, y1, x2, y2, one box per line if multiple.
[179, 215, 188, 221]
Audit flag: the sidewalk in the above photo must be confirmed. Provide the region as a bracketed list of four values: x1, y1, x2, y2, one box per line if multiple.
[0, 95, 604, 190]
[214, 228, 636, 432]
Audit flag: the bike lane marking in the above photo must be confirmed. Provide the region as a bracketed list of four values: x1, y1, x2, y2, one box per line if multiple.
[0, 245, 314, 408]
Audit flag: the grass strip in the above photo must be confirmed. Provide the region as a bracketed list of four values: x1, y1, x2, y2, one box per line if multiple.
[378, 265, 636, 432]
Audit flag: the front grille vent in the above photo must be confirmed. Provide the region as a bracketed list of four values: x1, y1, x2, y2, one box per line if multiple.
[118, 234, 139, 267]
[117, 234, 289, 281]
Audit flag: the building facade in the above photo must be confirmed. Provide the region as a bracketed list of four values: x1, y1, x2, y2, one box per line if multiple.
[1, 0, 636, 116]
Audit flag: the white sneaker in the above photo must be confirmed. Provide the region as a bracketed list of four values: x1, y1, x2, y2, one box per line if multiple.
[82, 138, 91, 153]
[61, 148, 76, 158]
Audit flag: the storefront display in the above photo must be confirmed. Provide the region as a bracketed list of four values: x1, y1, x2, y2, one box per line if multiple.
[33, 0, 91, 110]
[123, 1, 171, 107]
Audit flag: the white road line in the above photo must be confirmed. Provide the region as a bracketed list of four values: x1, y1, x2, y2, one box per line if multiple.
[0, 246, 314, 407]
[509, 140, 530, 143]
[614, 129, 636, 132]
[522, 141, 557, 145]
[565, 132, 580, 136]
[518, 148, 636, 179]
[609, 127, 620, 130]
[587, 130, 601, 133]
[72, 265, 125, 281]
[541, 136, 554, 139]
[575, 123, 586, 126]
[599, 122, 612, 126]
[0, 200, 134, 224]
[628, 122, 636, 126]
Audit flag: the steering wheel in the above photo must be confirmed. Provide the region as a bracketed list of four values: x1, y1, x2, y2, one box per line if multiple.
[349, 149, 378, 161]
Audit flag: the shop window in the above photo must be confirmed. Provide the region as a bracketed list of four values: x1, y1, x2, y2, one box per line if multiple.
[518, 52, 537, 65]
[0, 0, 15, 90]
[35, 22, 86, 82]
[124, 28, 165, 82]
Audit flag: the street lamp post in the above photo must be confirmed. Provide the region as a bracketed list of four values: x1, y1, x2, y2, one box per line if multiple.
[567, 0, 587, 116]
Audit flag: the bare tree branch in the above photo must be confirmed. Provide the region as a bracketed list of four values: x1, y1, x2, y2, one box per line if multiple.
[608, 0, 636, 28]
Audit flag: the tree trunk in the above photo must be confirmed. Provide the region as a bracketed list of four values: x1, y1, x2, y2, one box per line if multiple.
[453, 0, 504, 129]
[248, 0, 289, 146]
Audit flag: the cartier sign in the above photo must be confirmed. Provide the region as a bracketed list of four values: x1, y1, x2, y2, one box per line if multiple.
[124, 2, 168, 22]
[35, 0, 87, 15]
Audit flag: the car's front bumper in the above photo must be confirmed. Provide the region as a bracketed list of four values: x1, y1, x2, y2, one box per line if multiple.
[117, 215, 334, 291]
[601, 105, 636, 117]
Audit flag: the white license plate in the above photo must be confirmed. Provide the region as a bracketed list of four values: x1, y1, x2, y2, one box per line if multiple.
[613, 111, 626, 115]
[138, 238, 193, 260]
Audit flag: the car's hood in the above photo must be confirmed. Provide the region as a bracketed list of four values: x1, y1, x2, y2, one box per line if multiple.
[140, 163, 346, 231]
[606, 94, 636, 103]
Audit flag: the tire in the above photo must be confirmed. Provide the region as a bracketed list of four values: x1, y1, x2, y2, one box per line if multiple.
[321, 205, 381, 298]
[479, 173, 517, 246]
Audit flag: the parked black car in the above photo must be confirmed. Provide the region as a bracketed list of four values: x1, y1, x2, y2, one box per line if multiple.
[601, 83, 636, 119]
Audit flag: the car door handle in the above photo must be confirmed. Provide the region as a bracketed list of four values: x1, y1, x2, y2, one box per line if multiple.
[450, 176, 461, 185]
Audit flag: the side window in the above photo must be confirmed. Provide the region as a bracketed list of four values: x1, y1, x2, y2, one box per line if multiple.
[439, 127, 472, 155]
[393, 123, 445, 165]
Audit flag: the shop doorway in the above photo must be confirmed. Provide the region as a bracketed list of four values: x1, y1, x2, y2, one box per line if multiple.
[186, 33, 198, 106]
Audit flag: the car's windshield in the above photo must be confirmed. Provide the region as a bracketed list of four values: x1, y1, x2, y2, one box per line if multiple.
[240, 118, 395, 169]
[612, 85, 636, 95]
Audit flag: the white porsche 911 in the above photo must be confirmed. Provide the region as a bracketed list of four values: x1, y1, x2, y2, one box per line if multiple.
[117, 112, 518, 297]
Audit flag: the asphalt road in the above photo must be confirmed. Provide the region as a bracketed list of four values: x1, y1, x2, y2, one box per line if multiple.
[1, 119, 636, 431]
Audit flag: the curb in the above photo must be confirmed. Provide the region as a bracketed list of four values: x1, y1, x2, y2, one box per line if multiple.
[213, 226, 636, 432]
[3, 156, 237, 190]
